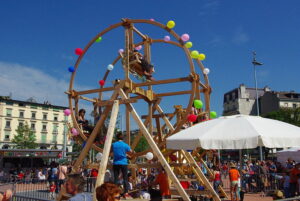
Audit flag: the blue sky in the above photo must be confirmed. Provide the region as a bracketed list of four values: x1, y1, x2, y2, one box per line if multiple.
[1, 0, 300, 126]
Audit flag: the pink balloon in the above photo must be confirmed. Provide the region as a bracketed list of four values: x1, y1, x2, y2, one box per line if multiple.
[75, 48, 83, 55]
[181, 34, 190, 42]
[71, 128, 78, 136]
[118, 49, 124, 53]
[164, 35, 170, 42]
[135, 45, 142, 51]
[64, 109, 71, 116]
[150, 18, 155, 21]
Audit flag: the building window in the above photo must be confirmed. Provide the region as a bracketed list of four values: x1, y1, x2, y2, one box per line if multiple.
[4, 131, 10, 141]
[53, 124, 58, 134]
[31, 123, 36, 131]
[18, 121, 24, 128]
[6, 109, 12, 117]
[41, 134, 47, 143]
[2, 145, 9, 149]
[54, 114, 58, 121]
[18, 103, 25, 107]
[52, 135, 57, 143]
[19, 110, 24, 118]
[43, 113, 48, 120]
[42, 123, 47, 132]
[293, 104, 297, 109]
[6, 102, 13, 106]
[31, 112, 36, 119]
[5, 121, 11, 129]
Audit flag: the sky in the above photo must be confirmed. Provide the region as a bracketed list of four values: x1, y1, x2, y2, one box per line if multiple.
[0, 0, 300, 128]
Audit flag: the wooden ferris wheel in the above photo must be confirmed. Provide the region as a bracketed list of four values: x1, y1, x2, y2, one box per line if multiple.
[66, 19, 224, 201]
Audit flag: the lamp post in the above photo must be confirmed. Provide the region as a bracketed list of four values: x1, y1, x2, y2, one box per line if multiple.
[252, 51, 263, 160]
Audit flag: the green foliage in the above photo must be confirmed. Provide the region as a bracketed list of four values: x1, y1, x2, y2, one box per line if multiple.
[12, 124, 38, 149]
[263, 107, 300, 127]
[134, 136, 149, 152]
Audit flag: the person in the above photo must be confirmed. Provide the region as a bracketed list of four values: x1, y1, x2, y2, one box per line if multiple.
[285, 158, 294, 170]
[77, 109, 93, 134]
[212, 166, 222, 194]
[151, 166, 171, 199]
[61, 173, 92, 201]
[111, 133, 133, 197]
[96, 182, 121, 201]
[58, 162, 68, 191]
[132, 50, 155, 81]
[283, 171, 290, 198]
[0, 189, 12, 201]
[49, 181, 56, 199]
[289, 162, 300, 197]
[229, 163, 240, 201]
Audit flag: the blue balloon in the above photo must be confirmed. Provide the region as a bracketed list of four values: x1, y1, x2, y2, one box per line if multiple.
[68, 66, 75, 72]
[198, 186, 205, 191]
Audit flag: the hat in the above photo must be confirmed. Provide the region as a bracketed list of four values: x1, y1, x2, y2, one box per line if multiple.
[274, 190, 283, 198]
[230, 163, 236, 168]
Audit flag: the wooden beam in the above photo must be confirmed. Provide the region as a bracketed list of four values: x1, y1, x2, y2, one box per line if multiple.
[118, 89, 190, 201]
[132, 26, 147, 40]
[93, 100, 119, 201]
[141, 113, 174, 119]
[75, 87, 115, 96]
[156, 90, 192, 98]
[134, 77, 190, 87]
[78, 95, 96, 103]
[96, 99, 137, 106]
[155, 118, 163, 143]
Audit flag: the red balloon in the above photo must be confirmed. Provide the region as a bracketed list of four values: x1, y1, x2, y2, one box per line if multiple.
[187, 114, 197, 122]
[57, 153, 62, 158]
[99, 80, 105, 86]
[75, 48, 83, 55]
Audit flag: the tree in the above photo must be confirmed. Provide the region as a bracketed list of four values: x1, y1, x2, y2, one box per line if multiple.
[12, 124, 38, 149]
[263, 107, 300, 127]
[134, 136, 149, 152]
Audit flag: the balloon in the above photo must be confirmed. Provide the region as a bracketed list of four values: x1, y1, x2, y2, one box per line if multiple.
[164, 35, 170, 42]
[181, 34, 190, 42]
[210, 111, 217, 119]
[150, 18, 155, 21]
[95, 36, 102, 43]
[185, 42, 193, 48]
[107, 64, 114, 71]
[203, 68, 210, 75]
[95, 152, 103, 161]
[169, 154, 177, 162]
[135, 45, 142, 51]
[68, 66, 75, 72]
[71, 128, 78, 136]
[193, 100, 203, 109]
[198, 186, 205, 191]
[99, 80, 105, 86]
[118, 49, 124, 54]
[166, 20, 175, 29]
[198, 53, 206, 60]
[190, 50, 199, 59]
[57, 153, 62, 158]
[187, 114, 197, 122]
[63, 109, 71, 116]
[145, 152, 154, 160]
[75, 48, 83, 55]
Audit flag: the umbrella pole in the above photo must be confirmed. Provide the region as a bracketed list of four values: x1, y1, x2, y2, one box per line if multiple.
[259, 146, 263, 161]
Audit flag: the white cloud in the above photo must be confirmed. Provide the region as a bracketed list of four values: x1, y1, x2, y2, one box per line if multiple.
[232, 27, 250, 45]
[198, 0, 220, 16]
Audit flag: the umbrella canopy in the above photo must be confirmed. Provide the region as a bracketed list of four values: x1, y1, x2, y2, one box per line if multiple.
[166, 115, 300, 150]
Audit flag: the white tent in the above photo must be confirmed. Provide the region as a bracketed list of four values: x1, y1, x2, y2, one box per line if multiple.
[166, 115, 300, 150]
[277, 147, 300, 164]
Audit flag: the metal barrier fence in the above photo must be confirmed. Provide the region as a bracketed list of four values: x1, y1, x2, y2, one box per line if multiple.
[0, 177, 96, 201]
[220, 173, 284, 193]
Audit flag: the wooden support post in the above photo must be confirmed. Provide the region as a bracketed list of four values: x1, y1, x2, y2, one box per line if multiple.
[118, 89, 191, 201]
[181, 151, 221, 201]
[124, 27, 130, 80]
[72, 89, 120, 172]
[93, 100, 119, 201]
[155, 118, 163, 142]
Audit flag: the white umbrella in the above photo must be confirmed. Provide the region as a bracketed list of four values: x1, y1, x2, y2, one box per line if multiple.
[166, 114, 300, 150]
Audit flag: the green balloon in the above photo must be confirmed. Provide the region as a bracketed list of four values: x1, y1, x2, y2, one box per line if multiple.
[210, 111, 217, 119]
[95, 37, 102, 43]
[194, 100, 203, 109]
[191, 50, 199, 59]
[185, 42, 193, 48]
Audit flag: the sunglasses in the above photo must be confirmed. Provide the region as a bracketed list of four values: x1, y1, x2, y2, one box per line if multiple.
[114, 196, 121, 200]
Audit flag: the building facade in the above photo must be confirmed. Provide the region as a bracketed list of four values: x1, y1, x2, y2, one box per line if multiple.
[0, 96, 72, 151]
[223, 84, 270, 116]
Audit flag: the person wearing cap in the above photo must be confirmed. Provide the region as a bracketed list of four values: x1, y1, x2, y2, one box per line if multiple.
[229, 163, 240, 201]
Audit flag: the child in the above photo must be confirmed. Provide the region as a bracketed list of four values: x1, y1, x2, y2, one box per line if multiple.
[49, 181, 56, 199]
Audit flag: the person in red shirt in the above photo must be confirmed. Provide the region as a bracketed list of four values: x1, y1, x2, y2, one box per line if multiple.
[49, 181, 56, 199]
[229, 163, 240, 201]
[212, 166, 222, 194]
[18, 171, 24, 181]
[152, 167, 171, 199]
[289, 163, 300, 197]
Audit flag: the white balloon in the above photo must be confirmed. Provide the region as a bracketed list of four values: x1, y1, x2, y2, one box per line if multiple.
[107, 64, 114, 71]
[96, 152, 103, 161]
[145, 152, 154, 160]
[203, 68, 210, 75]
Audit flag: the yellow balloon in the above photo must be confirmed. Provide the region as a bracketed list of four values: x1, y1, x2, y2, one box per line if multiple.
[191, 50, 199, 59]
[167, 20, 175, 29]
[198, 53, 206, 60]
[185, 42, 193, 48]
